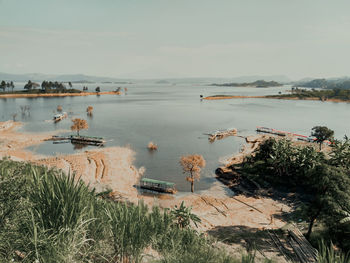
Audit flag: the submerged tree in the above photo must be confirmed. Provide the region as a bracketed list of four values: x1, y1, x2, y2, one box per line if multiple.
[180, 154, 206, 193]
[311, 126, 334, 150]
[86, 106, 93, 116]
[71, 118, 88, 136]
[57, 105, 63, 112]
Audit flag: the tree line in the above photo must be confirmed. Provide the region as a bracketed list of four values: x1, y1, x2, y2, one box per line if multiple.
[0, 80, 14, 92]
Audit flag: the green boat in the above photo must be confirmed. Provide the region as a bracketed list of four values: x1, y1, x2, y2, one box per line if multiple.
[140, 178, 177, 194]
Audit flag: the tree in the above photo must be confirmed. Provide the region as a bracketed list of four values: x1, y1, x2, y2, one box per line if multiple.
[0, 80, 6, 92]
[311, 126, 334, 150]
[24, 80, 33, 90]
[180, 154, 206, 193]
[68, 82, 72, 88]
[304, 164, 350, 240]
[70, 118, 88, 136]
[95, 87, 101, 92]
[10, 81, 14, 92]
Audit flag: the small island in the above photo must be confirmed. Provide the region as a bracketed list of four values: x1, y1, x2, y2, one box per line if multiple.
[211, 80, 282, 88]
[204, 87, 350, 103]
[0, 80, 122, 98]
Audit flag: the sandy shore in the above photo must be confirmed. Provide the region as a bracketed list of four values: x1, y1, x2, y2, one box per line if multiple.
[0, 120, 290, 234]
[204, 95, 349, 103]
[0, 90, 121, 99]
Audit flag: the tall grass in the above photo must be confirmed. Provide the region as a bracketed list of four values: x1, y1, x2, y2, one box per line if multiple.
[317, 241, 350, 263]
[0, 159, 278, 262]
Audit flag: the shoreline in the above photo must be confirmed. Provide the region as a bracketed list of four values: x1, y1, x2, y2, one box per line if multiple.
[0, 120, 291, 235]
[204, 95, 350, 103]
[0, 90, 121, 99]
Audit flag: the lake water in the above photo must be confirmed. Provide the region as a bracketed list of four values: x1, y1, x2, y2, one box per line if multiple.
[1, 82, 350, 192]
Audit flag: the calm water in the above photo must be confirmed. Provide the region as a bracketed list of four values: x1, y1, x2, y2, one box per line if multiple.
[1, 82, 350, 192]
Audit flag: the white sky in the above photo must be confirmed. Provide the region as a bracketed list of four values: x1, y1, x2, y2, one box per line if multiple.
[0, 0, 350, 79]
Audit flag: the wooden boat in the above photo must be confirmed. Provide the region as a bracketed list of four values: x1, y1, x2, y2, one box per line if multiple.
[205, 128, 237, 141]
[69, 135, 106, 146]
[140, 178, 177, 194]
[47, 135, 106, 146]
[53, 112, 67, 122]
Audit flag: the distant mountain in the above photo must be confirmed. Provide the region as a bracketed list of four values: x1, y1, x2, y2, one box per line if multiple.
[294, 77, 350, 90]
[211, 80, 282, 87]
[0, 72, 291, 85]
[0, 72, 125, 83]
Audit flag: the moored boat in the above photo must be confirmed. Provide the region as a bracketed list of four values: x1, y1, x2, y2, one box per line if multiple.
[140, 178, 177, 194]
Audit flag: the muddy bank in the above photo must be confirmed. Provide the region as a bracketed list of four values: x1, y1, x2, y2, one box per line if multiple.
[0, 121, 142, 203]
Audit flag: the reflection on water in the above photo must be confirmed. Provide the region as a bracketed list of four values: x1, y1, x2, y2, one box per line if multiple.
[1, 82, 350, 192]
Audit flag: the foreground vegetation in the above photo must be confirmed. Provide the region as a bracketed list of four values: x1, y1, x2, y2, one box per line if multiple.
[236, 135, 350, 257]
[0, 158, 264, 263]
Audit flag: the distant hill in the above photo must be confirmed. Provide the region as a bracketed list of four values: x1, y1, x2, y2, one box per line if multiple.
[295, 78, 350, 89]
[211, 80, 282, 88]
[0, 72, 291, 85]
[0, 72, 125, 83]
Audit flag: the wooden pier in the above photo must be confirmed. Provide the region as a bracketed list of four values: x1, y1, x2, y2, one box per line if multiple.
[47, 135, 106, 146]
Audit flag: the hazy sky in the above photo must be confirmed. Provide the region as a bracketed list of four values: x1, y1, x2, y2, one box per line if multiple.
[0, 0, 349, 79]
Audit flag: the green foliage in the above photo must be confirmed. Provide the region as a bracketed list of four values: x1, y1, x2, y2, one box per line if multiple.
[269, 87, 350, 101]
[170, 201, 201, 229]
[1, 159, 257, 262]
[311, 126, 334, 149]
[240, 136, 350, 253]
[317, 240, 350, 263]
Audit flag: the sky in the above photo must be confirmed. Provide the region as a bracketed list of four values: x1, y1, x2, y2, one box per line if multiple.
[0, 0, 350, 80]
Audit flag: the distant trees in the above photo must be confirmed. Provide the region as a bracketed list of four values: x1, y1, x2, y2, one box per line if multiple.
[41, 81, 66, 92]
[68, 82, 72, 88]
[95, 87, 101, 93]
[180, 154, 206, 193]
[24, 80, 33, 90]
[0, 81, 6, 92]
[71, 118, 88, 136]
[1, 80, 15, 92]
[311, 126, 334, 150]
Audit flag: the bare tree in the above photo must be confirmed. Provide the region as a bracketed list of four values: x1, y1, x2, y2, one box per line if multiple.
[71, 118, 88, 136]
[180, 154, 206, 193]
